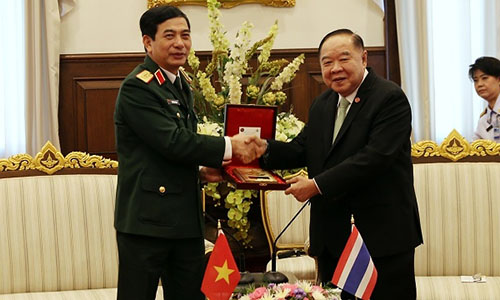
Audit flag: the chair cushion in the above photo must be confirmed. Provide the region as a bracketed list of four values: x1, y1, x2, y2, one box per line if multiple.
[416, 276, 500, 300]
[265, 256, 316, 282]
[413, 162, 500, 276]
[0, 174, 118, 294]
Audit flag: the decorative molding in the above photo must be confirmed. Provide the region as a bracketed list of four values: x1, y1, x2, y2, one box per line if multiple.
[148, 0, 294, 9]
[283, 169, 308, 180]
[411, 129, 500, 162]
[0, 141, 118, 175]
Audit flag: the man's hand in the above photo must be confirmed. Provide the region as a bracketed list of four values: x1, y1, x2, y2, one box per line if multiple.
[285, 176, 319, 202]
[252, 137, 267, 158]
[199, 166, 224, 183]
[230, 134, 267, 164]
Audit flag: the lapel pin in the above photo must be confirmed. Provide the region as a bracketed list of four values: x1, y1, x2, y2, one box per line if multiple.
[354, 97, 361, 103]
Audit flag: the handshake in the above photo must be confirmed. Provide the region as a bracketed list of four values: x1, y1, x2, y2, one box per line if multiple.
[230, 134, 268, 164]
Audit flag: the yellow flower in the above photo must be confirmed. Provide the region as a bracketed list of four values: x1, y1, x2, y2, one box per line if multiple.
[207, 0, 229, 52]
[258, 20, 278, 64]
[228, 208, 243, 221]
[275, 91, 287, 105]
[261, 59, 288, 76]
[246, 85, 260, 99]
[197, 71, 218, 104]
[203, 182, 221, 201]
[214, 94, 225, 107]
[263, 92, 276, 105]
[188, 49, 200, 71]
[271, 53, 305, 90]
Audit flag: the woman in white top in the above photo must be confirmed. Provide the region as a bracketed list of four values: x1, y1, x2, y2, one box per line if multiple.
[469, 56, 500, 141]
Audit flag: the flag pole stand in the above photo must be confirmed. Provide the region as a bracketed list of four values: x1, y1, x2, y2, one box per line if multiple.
[262, 243, 288, 284]
[262, 270, 288, 284]
[238, 271, 254, 285]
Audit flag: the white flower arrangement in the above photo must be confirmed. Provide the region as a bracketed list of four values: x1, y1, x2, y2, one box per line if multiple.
[191, 0, 306, 246]
[187, 0, 305, 122]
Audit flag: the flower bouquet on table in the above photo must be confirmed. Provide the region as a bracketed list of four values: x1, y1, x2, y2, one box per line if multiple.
[232, 281, 342, 300]
[189, 0, 305, 246]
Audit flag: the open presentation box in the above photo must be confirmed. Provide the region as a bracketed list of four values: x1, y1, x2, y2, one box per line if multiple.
[223, 104, 289, 190]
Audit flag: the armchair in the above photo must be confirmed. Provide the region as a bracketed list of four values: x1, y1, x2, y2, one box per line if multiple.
[260, 171, 317, 283]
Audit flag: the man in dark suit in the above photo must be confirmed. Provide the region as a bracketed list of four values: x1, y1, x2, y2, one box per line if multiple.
[261, 29, 423, 299]
[113, 6, 263, 300]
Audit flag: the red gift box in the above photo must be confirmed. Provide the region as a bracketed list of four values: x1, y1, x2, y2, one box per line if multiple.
[223, 104, 289, 190]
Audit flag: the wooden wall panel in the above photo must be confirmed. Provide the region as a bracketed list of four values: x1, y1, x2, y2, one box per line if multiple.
[74, 79, 122, 159]
[384, 0, 401, 85]
[59, 48, 386, 157]
[59, 54, 144, 156]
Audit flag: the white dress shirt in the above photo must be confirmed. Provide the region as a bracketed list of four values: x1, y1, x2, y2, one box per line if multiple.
[473, 95, 500, 142]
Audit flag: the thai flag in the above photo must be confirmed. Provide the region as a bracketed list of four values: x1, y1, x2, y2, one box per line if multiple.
[331, 224, 378, 300]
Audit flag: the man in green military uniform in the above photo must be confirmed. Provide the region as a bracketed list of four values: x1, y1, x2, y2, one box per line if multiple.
[113, 6, 264, 300]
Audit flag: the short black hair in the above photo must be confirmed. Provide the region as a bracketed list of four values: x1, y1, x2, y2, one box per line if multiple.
[140, 6, 190, 40]
[318, 28, 365, 53]
[468, 56, 500, 80]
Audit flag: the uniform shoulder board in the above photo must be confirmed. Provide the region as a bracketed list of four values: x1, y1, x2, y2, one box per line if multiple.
[479, 108, 487, 118]
[136, 70, 154, 84]
[179, 67, 192, 85]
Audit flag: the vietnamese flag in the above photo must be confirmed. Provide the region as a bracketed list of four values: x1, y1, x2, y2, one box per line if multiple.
[201, 230, 241, 300]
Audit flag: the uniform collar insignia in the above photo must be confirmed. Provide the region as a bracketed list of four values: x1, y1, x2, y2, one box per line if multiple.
[136, 70, 153, 84]
[154, 69, 166, 85]
[480, 108, 487, 118]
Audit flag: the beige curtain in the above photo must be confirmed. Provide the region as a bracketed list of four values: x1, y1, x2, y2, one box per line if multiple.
[396, 0, 498, 142]
[24, 0, 74, 155]
[0, 2, 25, 157]
[395, 0, 432, 142]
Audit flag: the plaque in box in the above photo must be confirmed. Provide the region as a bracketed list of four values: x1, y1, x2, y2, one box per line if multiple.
[223, 104, 289, 190]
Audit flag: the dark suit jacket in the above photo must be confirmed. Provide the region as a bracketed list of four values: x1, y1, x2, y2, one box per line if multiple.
[264, 68, 423, 258]
[114, 55, 225, 239]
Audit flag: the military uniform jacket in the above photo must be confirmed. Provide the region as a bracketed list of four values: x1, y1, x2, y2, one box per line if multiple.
[264, 68, 423, 258]
[114, 55, 225, 239]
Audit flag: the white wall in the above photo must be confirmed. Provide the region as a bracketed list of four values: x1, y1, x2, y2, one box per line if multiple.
[60, 0, 385, 54]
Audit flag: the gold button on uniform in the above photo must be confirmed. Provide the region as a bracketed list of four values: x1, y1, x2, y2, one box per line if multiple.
[159, 186, 166, 194]
[176, 112, 181, 118]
